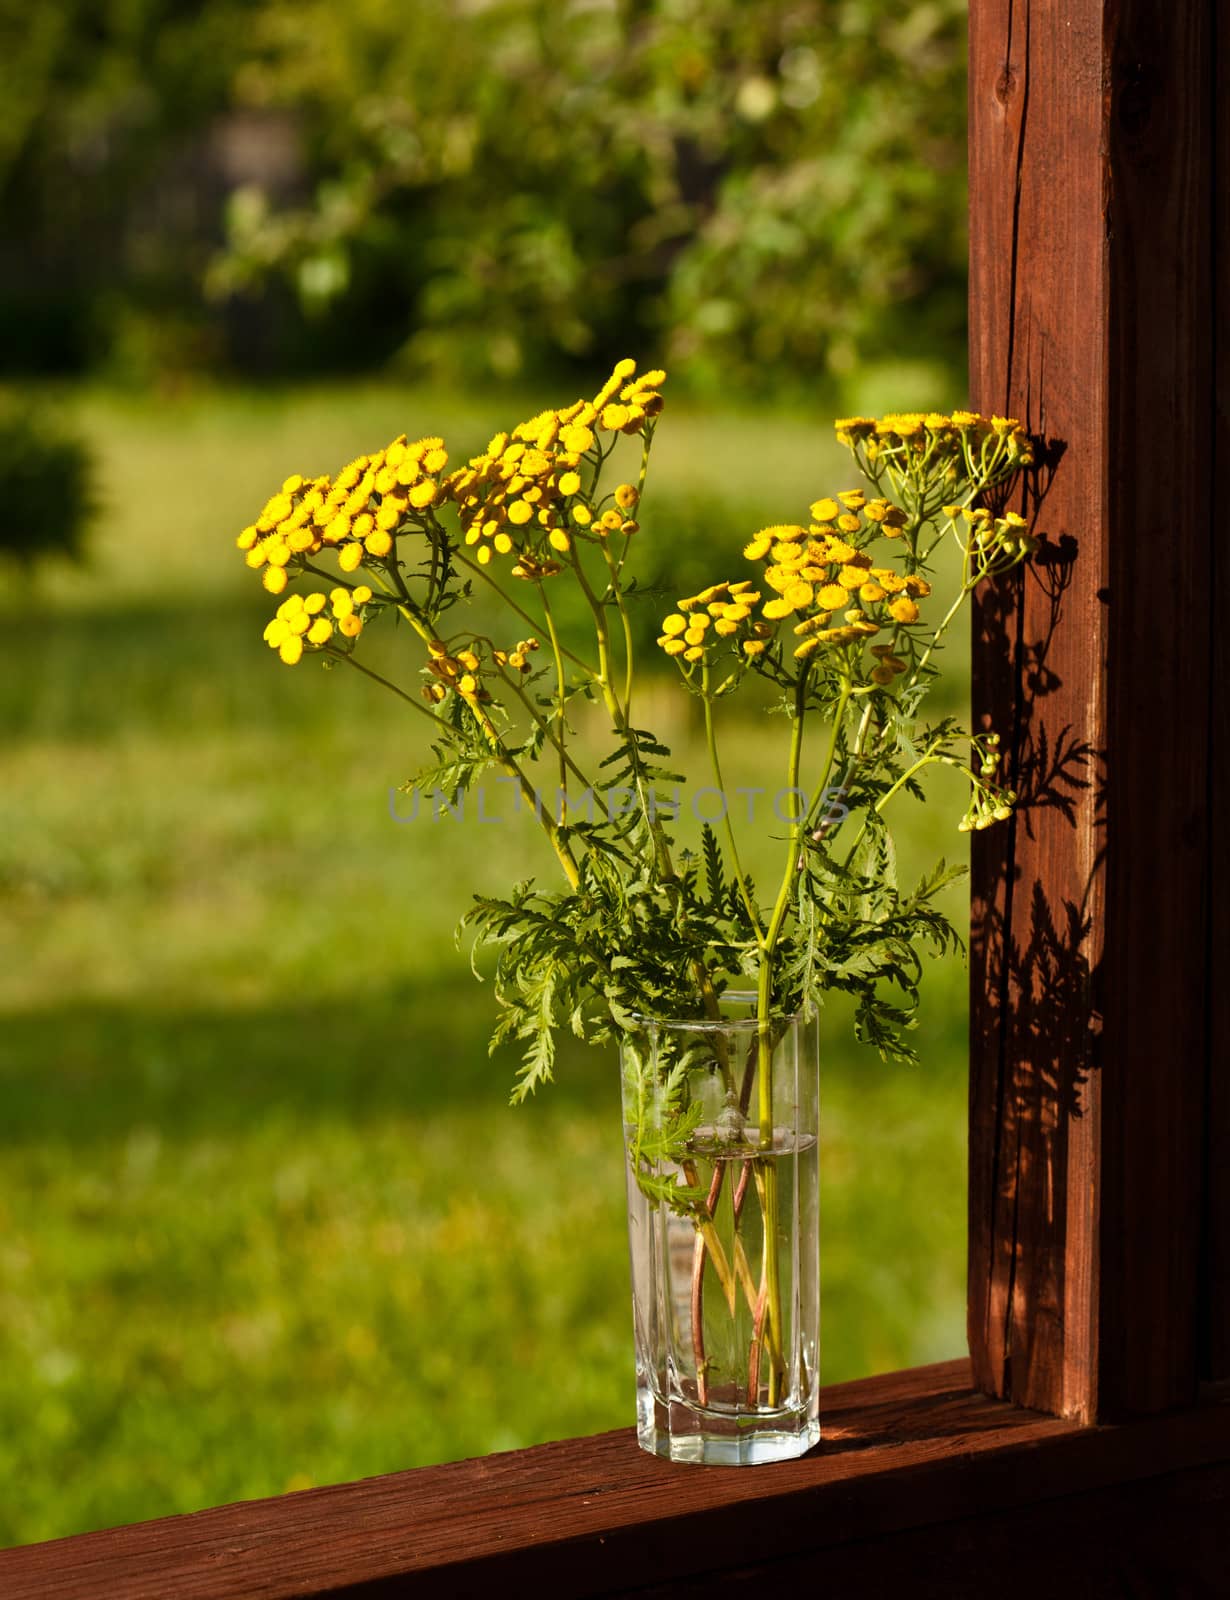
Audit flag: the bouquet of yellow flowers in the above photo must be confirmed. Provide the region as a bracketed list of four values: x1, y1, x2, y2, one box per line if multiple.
[234, 362, 1037, 1463]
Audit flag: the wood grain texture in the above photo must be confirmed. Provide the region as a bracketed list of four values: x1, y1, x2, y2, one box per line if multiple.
[2, 1362, 1229, 1599]
[968, 0, 1219, 1420]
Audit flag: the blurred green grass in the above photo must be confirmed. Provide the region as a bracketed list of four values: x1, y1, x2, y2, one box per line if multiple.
[0, 378, 970, 1545]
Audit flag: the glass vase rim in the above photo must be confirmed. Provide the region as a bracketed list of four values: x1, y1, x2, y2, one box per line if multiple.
[623, 990, 812, 1035]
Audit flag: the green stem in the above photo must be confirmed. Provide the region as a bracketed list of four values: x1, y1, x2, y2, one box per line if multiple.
[701, 663, 762, 937]
[839, 744, 947, 872]
[572, 545, 729, 1064]
[911, 575, 970, 684]
[500, 669, 594, 794]
[751, 667, 814, 1405]
[329, 650, 439, 724]
[340, 635, 580, 890]
[460, 693, 581, 889]
[454, 550, 596, 676]
[536, 582, 572, 794]
[603, 542, 637, 719]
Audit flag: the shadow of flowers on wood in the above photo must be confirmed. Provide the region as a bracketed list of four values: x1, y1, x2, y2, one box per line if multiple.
[969, 429, 1109, 1400]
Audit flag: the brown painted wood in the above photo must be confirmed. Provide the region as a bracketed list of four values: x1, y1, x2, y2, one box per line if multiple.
[2, 1362, 1229, 1599]
[968, 1, 1219, 1420]
[633, 1460, 1230, 1597]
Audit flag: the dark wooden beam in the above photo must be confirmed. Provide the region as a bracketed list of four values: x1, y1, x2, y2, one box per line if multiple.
[2, 1362, 1229, 1599]
[968, 0, 1222, 1419]
[1203, 1, 1230, 1384]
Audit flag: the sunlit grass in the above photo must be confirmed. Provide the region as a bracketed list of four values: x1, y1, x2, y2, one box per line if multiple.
[0, 378, 970, 1545]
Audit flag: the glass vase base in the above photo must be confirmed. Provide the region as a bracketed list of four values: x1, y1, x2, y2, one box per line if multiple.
[636, 1386, 821, 1466]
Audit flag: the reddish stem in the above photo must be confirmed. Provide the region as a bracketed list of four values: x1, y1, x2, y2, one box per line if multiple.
[691, 1233, 708, 1405]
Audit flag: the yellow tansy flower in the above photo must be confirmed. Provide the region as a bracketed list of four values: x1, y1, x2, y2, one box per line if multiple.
[560, 424, 594, 453]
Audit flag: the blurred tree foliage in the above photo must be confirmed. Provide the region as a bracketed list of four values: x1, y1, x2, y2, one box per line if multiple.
[1, 0, 967, 390]
[0, 0, 256, 373]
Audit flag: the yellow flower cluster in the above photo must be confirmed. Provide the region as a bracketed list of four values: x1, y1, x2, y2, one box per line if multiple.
[238, 359, 664, 666]
[237, 435, 452, 594]
[438, 359, 662, 576]
[835, 410, 1034, 466]
[262, 585, 373, 665]
[658, 489, 933, 675]
[422, 636, 541, 702]
[657, 581, 773, 662]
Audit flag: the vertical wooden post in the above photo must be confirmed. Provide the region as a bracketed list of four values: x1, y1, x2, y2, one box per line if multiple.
[967, 1, 1223, 1420]
[1204, 4, 1230, 1382]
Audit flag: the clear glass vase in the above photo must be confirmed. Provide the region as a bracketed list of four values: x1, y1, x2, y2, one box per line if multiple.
[619, 992, 820, 1465]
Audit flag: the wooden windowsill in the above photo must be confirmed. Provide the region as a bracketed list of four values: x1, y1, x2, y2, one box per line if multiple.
[4, 1359, 1229, 1597]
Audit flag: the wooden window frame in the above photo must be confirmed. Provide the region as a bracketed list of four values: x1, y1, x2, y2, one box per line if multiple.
[3, 4, 1228, 1590]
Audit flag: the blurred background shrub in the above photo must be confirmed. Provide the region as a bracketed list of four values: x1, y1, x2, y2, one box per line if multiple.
[1, 0, 966, 394]
[0, 405, 94, 571]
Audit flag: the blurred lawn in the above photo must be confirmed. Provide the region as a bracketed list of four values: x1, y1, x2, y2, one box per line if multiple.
[0, 377, 970, 1545]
